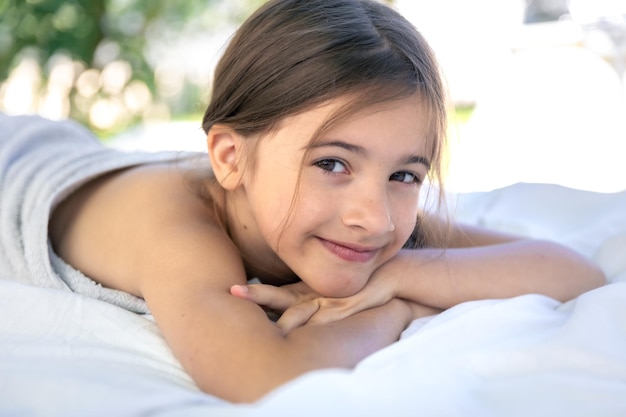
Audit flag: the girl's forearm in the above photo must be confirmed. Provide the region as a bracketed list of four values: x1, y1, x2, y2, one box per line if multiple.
[238, 298, 412, 402]
[285, 298, 412, 366]
[171, 296, 413, 403]
[391, 240, 606, 309]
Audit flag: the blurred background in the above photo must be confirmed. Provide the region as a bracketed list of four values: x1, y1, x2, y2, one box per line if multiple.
[1, 0, 625, 192]
[0, 0, 265, 136]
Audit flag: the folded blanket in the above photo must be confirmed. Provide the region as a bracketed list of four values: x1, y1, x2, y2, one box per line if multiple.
[0, 113, 197, 313]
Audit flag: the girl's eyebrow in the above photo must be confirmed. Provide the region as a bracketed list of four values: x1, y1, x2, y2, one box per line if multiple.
[305, 140, 431, 169]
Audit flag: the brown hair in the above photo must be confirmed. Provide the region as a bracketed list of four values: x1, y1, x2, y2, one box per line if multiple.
[202, 0, 448, 247]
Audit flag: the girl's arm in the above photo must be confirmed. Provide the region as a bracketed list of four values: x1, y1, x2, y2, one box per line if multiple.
[51, 164, 434, 403]
[143, 260, 428, 403]
[376, 238, 606, 309]
[235, 219, 605, 331]
[138, 222, 439, 402]
[376, 217, 606, 308]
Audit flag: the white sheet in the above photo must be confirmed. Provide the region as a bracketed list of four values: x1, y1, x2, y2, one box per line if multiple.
[1, 182, 625, 416]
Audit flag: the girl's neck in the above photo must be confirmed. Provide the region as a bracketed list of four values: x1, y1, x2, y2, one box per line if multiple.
[219, 185, 298, 285]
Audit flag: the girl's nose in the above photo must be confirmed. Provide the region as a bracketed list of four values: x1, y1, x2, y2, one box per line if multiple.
[341, 187, 395, 235]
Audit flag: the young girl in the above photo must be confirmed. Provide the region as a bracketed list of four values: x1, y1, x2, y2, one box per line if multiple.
[1, 0, 604, 404]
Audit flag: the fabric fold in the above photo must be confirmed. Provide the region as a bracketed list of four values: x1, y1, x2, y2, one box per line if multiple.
[0, 113, 197, 313]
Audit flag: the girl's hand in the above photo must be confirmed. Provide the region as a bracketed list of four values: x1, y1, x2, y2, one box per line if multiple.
[230, 281, 319, 325]
[230, 271, 401, 333]
[231, 281, 331, 332]
[231, 279, 440, 333]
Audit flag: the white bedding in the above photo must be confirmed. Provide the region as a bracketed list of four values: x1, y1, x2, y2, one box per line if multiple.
[1, 181, 625, 416]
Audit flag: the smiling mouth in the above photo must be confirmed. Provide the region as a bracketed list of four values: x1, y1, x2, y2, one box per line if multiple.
[318, 238, 379, 263]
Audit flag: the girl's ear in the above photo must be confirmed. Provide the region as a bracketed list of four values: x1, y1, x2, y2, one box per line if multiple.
[206, 125, 246, 190]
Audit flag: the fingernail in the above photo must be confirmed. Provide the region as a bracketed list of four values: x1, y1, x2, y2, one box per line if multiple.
[231, 285, 248, 296]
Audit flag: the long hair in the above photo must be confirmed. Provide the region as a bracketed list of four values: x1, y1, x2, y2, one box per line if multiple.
[201, 0, 448, 248]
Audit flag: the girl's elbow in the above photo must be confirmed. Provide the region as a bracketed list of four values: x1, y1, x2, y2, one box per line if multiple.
[564, 260, 607, 302]
[587, 263, 608, 290]
[539, 240, 607, 300]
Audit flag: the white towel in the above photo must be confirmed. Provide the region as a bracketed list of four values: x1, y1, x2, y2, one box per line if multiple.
[0, 113, 197, 313]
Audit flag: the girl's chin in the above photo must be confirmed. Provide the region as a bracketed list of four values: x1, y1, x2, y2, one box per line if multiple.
[307, 277, 368, 298]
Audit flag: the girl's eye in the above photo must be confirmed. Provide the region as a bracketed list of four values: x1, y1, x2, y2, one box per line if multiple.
[314, 159, 348, 174]
[390, 171, 421, 184]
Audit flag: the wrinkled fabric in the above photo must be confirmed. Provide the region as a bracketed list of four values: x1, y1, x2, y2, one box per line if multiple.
[0, 113, 191, 313]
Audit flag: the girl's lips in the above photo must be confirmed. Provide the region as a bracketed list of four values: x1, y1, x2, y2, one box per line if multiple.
[318, 238, 379, 263]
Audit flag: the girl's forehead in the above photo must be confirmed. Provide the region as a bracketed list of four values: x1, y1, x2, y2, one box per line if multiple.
[259, 94, 432, 158]
[277, 93, 429, 135]
[322, 96, 430, 143]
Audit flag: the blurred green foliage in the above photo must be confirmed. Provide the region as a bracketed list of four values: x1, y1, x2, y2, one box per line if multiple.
[1, 0, 103, 80]
[0, 0, 265, 134]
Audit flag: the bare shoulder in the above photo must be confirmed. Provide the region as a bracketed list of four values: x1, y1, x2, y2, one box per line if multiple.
[49, 161, 245, 297]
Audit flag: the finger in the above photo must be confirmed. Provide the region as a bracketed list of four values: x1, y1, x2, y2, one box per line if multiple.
[307, 305, 351, 325]
[307, 291, 387, 325]
[286, 281, 319, 297]
[276, 281, 321, 301]
[230, 284, 250, 298]
[276, 300, 320, 334]
[305, 297, 352, 324]
[230, 284, 297, 311]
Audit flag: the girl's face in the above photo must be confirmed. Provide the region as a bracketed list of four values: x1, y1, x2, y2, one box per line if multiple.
[235, 94, 431, 297]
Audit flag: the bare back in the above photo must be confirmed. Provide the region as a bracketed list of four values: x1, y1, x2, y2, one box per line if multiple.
[49, 162, 244, 298]
[46, 160, 419, 402]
